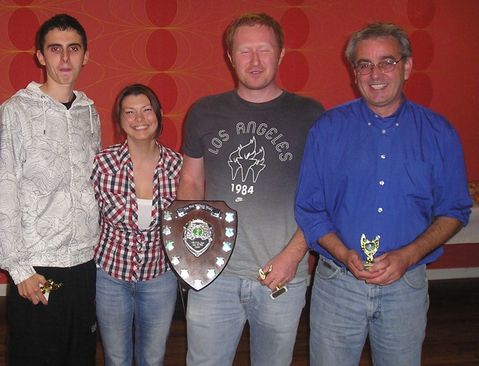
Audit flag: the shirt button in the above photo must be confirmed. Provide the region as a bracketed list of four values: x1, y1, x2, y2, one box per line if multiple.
[395, 122, 400, 126]
[368, 122, 372, 126]
[380, 154, 386, 159]
[377, 207, 383, 213]
[381, 129, 386, 134]
[379, 180, 385, 186]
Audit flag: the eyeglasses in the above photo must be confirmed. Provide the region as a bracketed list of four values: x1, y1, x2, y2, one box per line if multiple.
[355, 56, 406, 75]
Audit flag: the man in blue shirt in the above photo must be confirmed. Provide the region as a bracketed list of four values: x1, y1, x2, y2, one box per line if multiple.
[295, 23, 472, 366]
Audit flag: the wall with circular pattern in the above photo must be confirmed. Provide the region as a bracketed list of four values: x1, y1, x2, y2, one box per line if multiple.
[1, 0, 478, 284]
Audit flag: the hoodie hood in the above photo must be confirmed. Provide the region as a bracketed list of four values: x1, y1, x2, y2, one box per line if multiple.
[17, 81, 96, 134]
[19, 81, 94, 107]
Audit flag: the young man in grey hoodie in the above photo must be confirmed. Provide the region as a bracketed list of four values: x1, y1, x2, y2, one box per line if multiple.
[0, 13, 101, 365]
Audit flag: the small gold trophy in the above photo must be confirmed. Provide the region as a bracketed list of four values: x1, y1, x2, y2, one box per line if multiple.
[40, 279, 63, 294]
[258, 265, 288, 299]
[360, 234, 380, 270]
[40, 279, 63, 301]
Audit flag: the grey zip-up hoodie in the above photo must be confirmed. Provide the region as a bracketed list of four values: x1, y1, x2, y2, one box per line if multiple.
[0, 81, 101, 284]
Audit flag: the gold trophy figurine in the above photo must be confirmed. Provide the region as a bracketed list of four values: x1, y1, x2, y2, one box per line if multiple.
[360, 234, 380, 270]
[40, 279, 63, 294]
[39, 279, 63, 301]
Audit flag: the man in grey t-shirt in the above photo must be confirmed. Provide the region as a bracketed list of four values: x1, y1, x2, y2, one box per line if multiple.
[178, 12, 323, 366]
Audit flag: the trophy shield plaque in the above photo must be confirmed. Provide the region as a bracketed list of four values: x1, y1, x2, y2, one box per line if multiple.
[161, 200, 237, 291]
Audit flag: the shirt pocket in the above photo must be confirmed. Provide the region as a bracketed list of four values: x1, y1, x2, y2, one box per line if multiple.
[99, 191, 127, 225]
[399, 159, 434, 206]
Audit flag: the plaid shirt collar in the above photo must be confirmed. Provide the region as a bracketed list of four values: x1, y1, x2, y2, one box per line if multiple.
[114, 140, 181, 181]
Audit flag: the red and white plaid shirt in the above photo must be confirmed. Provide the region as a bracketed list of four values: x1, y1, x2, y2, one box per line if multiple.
[92, 141, 182, 282]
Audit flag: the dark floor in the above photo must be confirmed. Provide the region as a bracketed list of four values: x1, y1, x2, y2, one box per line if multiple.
[1, 278, 478, 365]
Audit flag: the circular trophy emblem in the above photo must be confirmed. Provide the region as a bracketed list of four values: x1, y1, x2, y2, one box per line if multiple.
[183, 219, 214, 257]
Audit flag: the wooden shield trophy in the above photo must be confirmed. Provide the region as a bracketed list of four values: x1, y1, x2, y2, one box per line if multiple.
[161, 200, 237, 291]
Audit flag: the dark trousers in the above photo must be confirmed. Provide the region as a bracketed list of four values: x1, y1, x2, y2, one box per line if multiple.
[7, 260, 97, 366]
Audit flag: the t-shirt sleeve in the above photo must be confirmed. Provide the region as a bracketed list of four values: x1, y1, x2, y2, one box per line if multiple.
[182, 102, 204, 158]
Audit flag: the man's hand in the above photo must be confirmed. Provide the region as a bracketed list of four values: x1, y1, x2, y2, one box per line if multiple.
[258, 229, 308, 290]
[341, 248, 386, 282]
[17, 273, 48, 305]
[258, 250, 299, 291]
[363, 249, 412, 285]
[363, 216, 462, 285]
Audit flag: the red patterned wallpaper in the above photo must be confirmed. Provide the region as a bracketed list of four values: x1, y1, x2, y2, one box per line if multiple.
[1, 0, 478, 283]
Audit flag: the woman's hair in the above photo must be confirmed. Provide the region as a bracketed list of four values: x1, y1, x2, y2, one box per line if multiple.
[113, 83, 163, 137]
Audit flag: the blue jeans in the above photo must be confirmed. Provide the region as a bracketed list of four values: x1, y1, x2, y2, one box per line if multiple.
[310, 256, 429, 366]
[186, 274, 307, 366]
[96, 268, 177, 366]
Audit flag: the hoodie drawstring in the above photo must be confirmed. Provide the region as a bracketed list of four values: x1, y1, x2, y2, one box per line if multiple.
[42, 97, 46, 134]
[40, 91, 94, 135]
[88, 104, 93, 135]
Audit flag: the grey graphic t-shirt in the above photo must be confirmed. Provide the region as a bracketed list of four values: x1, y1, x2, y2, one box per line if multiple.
[183, 91, 323, 280]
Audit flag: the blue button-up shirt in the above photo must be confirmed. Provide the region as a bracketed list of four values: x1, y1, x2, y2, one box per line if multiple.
[295, 98, 471, 266]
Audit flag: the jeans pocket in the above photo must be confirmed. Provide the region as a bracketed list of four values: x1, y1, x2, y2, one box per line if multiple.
[402, 265, 428, 289]
[316, 257, 341, 280]
[286, 277, 307, 289]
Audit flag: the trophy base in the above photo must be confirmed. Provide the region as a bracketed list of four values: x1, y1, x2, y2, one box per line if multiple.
[271, 285, 288, 299]
[363, 262, 374, 271]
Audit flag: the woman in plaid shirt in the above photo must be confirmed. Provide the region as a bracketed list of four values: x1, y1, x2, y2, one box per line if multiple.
[91, 84, 182, 366]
